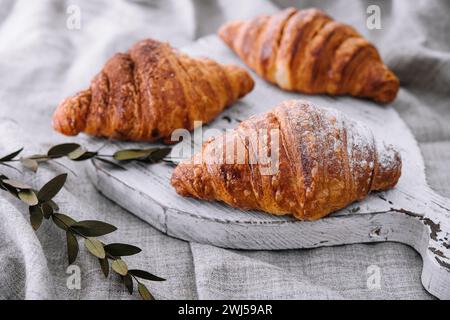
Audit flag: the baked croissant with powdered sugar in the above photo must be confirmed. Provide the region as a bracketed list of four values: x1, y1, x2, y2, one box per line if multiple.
[218, 8, 399, 103]
[171, 100, 402, 221]
[53, 39, 254, 143]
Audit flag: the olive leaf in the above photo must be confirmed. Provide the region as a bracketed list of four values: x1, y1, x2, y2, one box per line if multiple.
[41, 202, 54, 219]
[48, 143, 81, 158]
[123, 274, 133, 294]
[3, 179, 32, 190]
[99, 258, 109, 278]
[0, 176, 21, 196]
[138, 283, 154, 300]
[52, 213, 76, 231]
[29, 205, 44, 231]
[21, 157, 39, 172]
[67, 231, 79, 265]
[113, 149, 154, 161]
[94, 158, 127, 170]
[71, 151, 98, 162]
[70, 220, 117, 237]
[113, 147, 171, 164]
[47, 199, 59, 211]
[129, 269, 166, 282]
[143, 148, 172, 163]
[67, 147, 87, 160]
[104, 243, 141, 257]
[37, 173, 67, 202]
[85, 237, 105, 259]
[0, 147, 23, 161]
[0, 145, 166, 300]
[112, 259, 128, 276]
[161, 159, 177, 167]
[18, 189, 38, 206]
[2, 182, 19, 197]
[28, 154, 51, 162]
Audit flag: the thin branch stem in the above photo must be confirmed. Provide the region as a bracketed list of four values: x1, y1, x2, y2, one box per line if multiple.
[0, 144, 168, 299]
[52, 213, 87, 239]
[130, 274, 141, 284]
[96, 154, 115, 158]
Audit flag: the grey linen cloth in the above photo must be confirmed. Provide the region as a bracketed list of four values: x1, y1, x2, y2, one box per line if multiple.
[0, 0, 449, 299]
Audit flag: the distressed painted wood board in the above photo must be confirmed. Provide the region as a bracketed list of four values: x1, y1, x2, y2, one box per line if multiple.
[85, 35, 450, 299]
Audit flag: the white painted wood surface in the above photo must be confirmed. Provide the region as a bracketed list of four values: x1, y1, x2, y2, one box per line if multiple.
[85, 35, 450, 299]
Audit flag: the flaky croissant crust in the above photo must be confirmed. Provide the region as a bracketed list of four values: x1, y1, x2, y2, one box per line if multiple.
[53, 39, 254, 142]
[171, 100, 402, 221]
[219, 8, 400, 103]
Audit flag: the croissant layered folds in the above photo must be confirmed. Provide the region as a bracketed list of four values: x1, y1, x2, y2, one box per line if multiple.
[53, 39, 255, 142]
[219, 8, 400, 103]
[171, 100, 402, 221]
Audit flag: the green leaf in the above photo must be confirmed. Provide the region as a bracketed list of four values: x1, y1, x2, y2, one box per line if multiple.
[70, 220, 117, 237]
[67, 231, 79, 265]
[21, 158, 39, 172]
[29, 205, 44, 231]
[37, 174, 67, 202]
[111, 259, 128, 276]
[104, 243, 141, 257]
[99, 258, 109, 278]
[85, 237, 105, 259]
[113, 148, 171, 163]
[161, 159, 177, 167]
[113, 149, 154, 161]
[67, 147, 87, 160]
[47, 199, 59, 211]
[3, 179, 32, 190]
[19, 190, 39, 206]
[52, 213, 76, 231]
[129, 269, 166, 282]
[123, 274, 133, 295]
[2, 183, 19, 198]
[28, 154, 51, 162]
[0, 148, 23, 161]
[138, 283, 154, 300]
[95, 158, 127, 170]
[71, 151, 98, 161]
[144, 148, 172, 163]
[47, 143, 81, 157]
[41, 202, 54, 219]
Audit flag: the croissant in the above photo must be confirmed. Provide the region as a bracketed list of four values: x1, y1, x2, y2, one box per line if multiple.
[53, 39, 255, 142]
[218, 8, 399, 103]
[171, 100, 402, 221]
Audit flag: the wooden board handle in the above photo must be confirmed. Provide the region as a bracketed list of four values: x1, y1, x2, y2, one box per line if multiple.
[417, 191, 450, 299]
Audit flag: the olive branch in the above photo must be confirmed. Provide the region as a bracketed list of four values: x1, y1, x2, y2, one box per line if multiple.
[0, 143, 172, 300]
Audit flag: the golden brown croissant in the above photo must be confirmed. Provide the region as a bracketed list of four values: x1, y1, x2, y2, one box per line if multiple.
[53, 39, 255, 142]
[171, 100, 402, 221]
[218, 8, 399, 103]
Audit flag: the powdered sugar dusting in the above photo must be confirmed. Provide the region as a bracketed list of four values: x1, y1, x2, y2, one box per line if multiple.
[320, 105, 376, 186]
[377, 141, 401, 171]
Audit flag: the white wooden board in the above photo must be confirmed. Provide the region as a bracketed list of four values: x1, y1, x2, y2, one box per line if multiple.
[85, 35, 450, 299]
